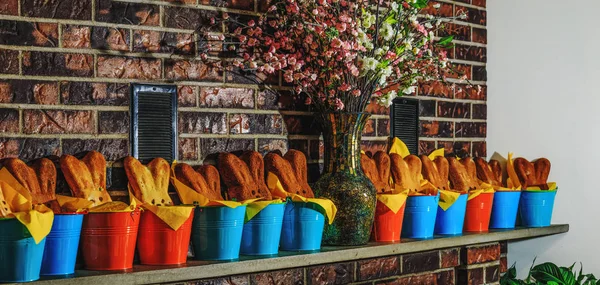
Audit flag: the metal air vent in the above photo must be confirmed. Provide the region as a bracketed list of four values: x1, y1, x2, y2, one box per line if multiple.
[390, 97, 419, 154]
[130, 84, 178, 163]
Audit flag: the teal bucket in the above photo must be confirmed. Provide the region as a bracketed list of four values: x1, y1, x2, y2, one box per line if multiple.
[0, 218, 47, 282]
[241, 203, 285, 255]
[191, 205, 246, 260]
[519, 190, 557, 227]
[402, 194, 440, 239]
[280, 201, 325, 251]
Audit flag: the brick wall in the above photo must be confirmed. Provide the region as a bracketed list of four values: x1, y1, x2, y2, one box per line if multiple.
[167, 241, 505, 285]
[0, 0, 487, 185]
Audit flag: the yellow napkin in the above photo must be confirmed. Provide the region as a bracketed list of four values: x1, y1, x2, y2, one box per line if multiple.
[525, 182, 557, 191]
[170, 162, 243, 208]
[467, 183, 495, 201]
[128, 187, 194, 231]
[388, 137, 410, 158]
[0, 171, 54, 244]
[506, 152, 521, 188]
[56, 195, 94, 213]
[428, 148, 445, 160]
[438, 190, 463, 211]
[376, 192, 408, 214]
[266, 172, 337, 224]
[243, 199, 283, 223]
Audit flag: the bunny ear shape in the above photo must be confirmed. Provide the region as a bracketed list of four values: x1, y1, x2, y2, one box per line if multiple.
[218, 152, 266, 201]
[433, 156, 449, 190]
[3, 158, 41, 199]
[239, 151, 272, 200]
[175, 163, 221, 201]
[31, 158, 61, 212]
[264, 152, 302, 196]
[60, 154, 112, 206]
[195, 165, 223, 200]
[124, 157, 173, 206]
[448, 157, 479, 191]
[404, 155, 422, 191]
[361, 153, 381, 192]
[390, 154, 421, 192]
[460, 157, 478, 183]
[82, 151, 107, 191]
[283, 150, 314, 198]
[474, 157, 501, 187]
[373, 151, 391, 194]
[489, 160, 502, 183]
[513, 157, 535, 188]
[533, 158, 551, 185]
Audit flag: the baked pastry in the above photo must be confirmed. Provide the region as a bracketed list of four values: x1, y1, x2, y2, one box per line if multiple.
[448, 157, 480, 191]
[420, 155, 449, 190]
[361, 152, 391, 193]
[489, 160, 502, 183]
[283, 150, 314, 197]
[4, 158, 61, 212]
[240, 151, 272, 198]
[60, 151, 112, 206]
[475, 158, 501, 187]
[513, 157, 551, 189]
[0, 181, 13, 217]
[218, 152, 272, 201]
[175, 163, 223, 201]
[390, 154, 421, 191]
[124, 157, 173, 206]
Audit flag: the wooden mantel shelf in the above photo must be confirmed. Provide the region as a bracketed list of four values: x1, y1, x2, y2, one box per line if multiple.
[13, 225, 569, 285]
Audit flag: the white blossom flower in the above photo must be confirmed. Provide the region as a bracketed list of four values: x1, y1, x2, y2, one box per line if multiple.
[403, 86, 416, 95]
[433, 3, 441, 9]
[361, 57, 379, 72]
[377, 90, 398, 107]
[391, 2, 399, 12]
[380, 23, 394, 41]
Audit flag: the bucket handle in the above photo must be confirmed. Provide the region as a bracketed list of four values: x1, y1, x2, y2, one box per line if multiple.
[129, 210, 139, 220]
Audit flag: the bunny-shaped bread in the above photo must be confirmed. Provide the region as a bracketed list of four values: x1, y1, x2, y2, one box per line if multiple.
[474, 157, 502, 187]
[174, 163, 223, 201]
[420, 155, 449, 191]
[361, 151, 391, 194]
[513, 157, 551, 189]
[448, 157, 480, 191]
[218, 152, 272, 201]
[3, 157, 61, 212]
[265, 150, 314, 197]
[390, 154, 422, 192]
[60, 151, 112, 207]
[124, 157, 174, 206]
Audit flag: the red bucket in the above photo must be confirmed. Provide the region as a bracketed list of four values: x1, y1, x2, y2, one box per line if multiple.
[464, 193, 494, 232]
[137, 210, 194, 265]
[81, 210, 141, 270]
[372, 201, 406, 242]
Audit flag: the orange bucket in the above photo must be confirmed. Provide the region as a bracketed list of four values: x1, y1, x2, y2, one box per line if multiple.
[464, 193, 494, 232]
[137, 210, 194, 265]
[81, 210, 141, 270]
[372, 201, 406, 242]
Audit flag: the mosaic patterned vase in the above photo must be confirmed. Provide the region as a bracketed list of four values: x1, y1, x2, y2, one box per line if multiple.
[313, 112, 377, 246]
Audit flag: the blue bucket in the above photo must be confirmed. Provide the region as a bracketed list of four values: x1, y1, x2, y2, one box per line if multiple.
[519, 190, 557, 227]
[490, 191, 521, 229]
[402, 193, 440, 239]
[41, 214, 84, 276]
[191, 205, 246, 261]
[241, 203, 285, 255]
[280, 201, 325, 251]
[0, 218, 47, 282]
[434, 193, 467, 235]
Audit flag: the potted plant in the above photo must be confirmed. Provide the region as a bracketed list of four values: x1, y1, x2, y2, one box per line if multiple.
[501, 259, 598, 285]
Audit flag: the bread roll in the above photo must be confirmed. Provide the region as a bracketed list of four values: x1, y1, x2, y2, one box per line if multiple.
[283, 150, 314, 197]
[390, 154, 421, 191]
[448, 157, 479, 191]
[240, 151, 272, 199]
[124, 157, 173, 206]
[195, 165, 223, 200]
[514, 157, 551, 189]
[474, 157, 501, 187]
[175, 163, 223, 201]
[60, 151, 112, 206]
[361, 153, 390, 193]
[218, 152, 272, 201]
[420, 155, 449, 190]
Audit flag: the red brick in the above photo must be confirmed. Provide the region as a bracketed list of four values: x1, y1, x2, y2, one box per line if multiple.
[0, 80, 60, 104]
[0, 109, 19, 133]
[22, 0, 92, 20]
[98, 111, 129, 134]
[461, 243, 500, 265]
[61, 82, 129, 106]
[62, 139, 128, 161]
[62, 25, 91, 48]
[457, 268, 484, 285]
[439, 141, 471, 158]
[419, 81, 452, 98]
[283, 115, 320, 136]
[437, 270, 455, 285]
[455, 45, 487, 62]
[97, 56, 161, 80]
[309, 262, 354, 285]
[199, 138, 254, 161]
[20, 139, 61, 161]
[485, 265, 499, 283]
[178, 86, 197, 107]
[438, 102, 471, 118]
[366, 99, 390, 115]
[420, 121, 454, 138]
[473, 66, 487, 81]
[0, 138, 20, 158]
[133, 30, 194, 55]
[472, 141, 486, 157]
[200, 88, 254, 109]
[0, 21, 58, 47]
[23, 110, 94, 134]
[455, 122, 486, 138]
[418, 141, 436, 156]
[257, 89, 279, 110]
[421, 1, 453, 17]
[439, 23, 471, 42]
[0, 0, 18, 15]
[286, 140, 308, 157]
[500, 241, 507, 254]
[456, 5, 486, 25]
[378, 273, 437, 285]
[96, 0, 159, 25]
[454, 85, 486, 101]
[200, 0, 254, 10]
[258, 139, 288, 156]
[92, 27, 130, 51]
[363, 119, 375, 136]
[0, 49, 19, 74]
[500, 256, 508, 273]
[445, 64, 472, 80]
[178, 112, 227, 134]
[472, 104, 486, 120]
[472, 0, 486, 7]
[178, 138, 198, 161]
[420, 100, 436, 117]
[133, 30, 161, 52]
[250, 269, 303, 284]
[377, 119, 390, 137]
[402, 250, 439, 274]
[229, 113, 282, 135]
[441, 248, 460, 268]
[33, 82, 59, 104]
[165, 59, 221, 81]
[359, 256, 400, 281]
[361, 141, 388, 157]
[23, 52, 93, 77]
[164, 7, 219, 31]
[0, 82, 10, 103]
[472, 28, 487, 44]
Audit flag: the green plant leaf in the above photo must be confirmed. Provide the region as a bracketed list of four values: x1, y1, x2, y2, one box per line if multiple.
[437, 35, 454, 47]
[530, 262, 570, 285]
[412, 0, 428, 9]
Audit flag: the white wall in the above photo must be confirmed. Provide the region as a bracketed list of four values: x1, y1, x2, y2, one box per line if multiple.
[487, 0, 600, 275]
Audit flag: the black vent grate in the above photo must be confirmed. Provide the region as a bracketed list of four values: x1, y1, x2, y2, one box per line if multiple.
[390, 97, 419, 155]
[131, 84, 177, 164]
